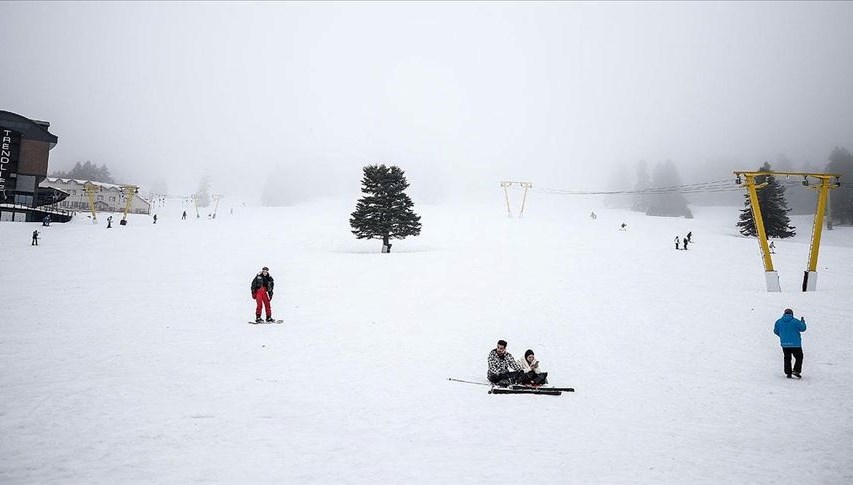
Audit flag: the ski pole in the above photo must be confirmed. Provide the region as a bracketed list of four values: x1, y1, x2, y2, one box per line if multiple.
[447, 378, 491, 387]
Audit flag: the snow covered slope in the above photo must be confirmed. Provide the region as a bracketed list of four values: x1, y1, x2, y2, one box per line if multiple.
[1, 194, 851, 483]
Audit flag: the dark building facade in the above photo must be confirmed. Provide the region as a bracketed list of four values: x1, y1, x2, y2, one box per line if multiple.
[0, 110, 70, 222]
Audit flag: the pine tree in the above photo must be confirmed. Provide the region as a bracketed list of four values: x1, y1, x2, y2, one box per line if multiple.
[631, 160, 652, 212]
[826, 147, 853, 225]
[350, 164, 422, 253]
[195, 176, 211, 208]
[737, 162, 796, 238]
[645, 160, 693, 218]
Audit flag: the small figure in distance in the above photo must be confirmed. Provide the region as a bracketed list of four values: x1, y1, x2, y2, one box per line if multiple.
[32, 230, 39, 246]
[675, 235, 680, 250]
[773, 308, 807, 379]
[619, 222, 627, 231]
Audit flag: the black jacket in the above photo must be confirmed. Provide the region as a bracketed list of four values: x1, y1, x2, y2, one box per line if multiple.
[251, 273, 274, 297]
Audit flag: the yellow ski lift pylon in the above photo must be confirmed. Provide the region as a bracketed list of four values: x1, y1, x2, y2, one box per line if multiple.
[734, 170, 841, 292]
[500, 181, 533, 218]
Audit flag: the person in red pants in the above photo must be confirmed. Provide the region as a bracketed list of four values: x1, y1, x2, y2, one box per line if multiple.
[250, 266, 275, 323]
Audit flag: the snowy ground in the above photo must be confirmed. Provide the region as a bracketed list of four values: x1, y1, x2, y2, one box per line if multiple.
[1, 193, 851, 484]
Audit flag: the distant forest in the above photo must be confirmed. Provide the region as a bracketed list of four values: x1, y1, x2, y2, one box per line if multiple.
[50, 161, 115, 184]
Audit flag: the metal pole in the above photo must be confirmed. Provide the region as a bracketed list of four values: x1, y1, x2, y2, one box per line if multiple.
[745, 175, 775, 273]
[519, 182, 532, 218]
[500, 182, 512, 218]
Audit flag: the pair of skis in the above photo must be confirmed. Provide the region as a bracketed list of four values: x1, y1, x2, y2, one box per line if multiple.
[448, 378, 574, 396]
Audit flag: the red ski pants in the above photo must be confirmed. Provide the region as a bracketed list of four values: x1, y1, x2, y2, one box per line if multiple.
[254, 289, 271, 318]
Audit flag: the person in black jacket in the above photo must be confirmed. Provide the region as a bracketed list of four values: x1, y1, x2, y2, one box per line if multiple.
[251, 266, 275, 323]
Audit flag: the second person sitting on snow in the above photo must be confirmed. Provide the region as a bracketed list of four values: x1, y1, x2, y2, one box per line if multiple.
[251, 266, 275, 323]
[517, 349, 549, 386]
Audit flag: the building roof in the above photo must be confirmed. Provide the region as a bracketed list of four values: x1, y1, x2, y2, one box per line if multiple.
[43, 177, 124, 190]
[0, 110, 59, 147]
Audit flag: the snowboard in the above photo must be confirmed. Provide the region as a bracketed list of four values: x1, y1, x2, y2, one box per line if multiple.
[248, 320, 283, 324]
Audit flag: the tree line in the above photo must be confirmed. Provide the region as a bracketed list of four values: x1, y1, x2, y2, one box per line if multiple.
[50, 161, 116, 184]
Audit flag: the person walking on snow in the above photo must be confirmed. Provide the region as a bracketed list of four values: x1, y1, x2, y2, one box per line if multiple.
[31, 230, 39, 246]
[682, 236, 689, 250]
[517, 349, 549, 386]
[251, 266, 275, 323]
[487, 339, 523, 387]
[774, 308, 807, 379]
[674, 236, 680, 250]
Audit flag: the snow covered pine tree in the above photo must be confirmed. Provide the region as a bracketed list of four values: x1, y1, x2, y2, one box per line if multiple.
[349, 164, 422, 253]
[737, 162, 796, 238]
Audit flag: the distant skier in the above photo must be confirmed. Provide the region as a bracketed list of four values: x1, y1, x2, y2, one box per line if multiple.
[774, 308, 806, 379]
[107, 215, 113, 228]
[42, 215, 51, 226]
[153, 214, 158, 224]
[31, 230, 39, 246]
[250, 266, 275, 323]
[619, 223, 627, 231]
[487, 339, 523, 387]
[517, 349, 549, 386]
[675, 236, 680, 250]
[590, 211, 597, 220]
[182, 210, 187, 220]
[769, 241, 776, 254]
[682, 236, 689, 250]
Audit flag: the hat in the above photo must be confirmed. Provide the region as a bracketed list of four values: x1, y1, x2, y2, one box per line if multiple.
[262, 267, 269, 271]
[524, 349, 534, 359]
[784, 308, 793, 315]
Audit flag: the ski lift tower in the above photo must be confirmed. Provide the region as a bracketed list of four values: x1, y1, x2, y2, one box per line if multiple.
[734, 170, 841, 292]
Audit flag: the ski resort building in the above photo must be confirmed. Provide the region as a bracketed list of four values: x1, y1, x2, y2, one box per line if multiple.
[39, 178, 151, 215]
[0, 110, 71, 222]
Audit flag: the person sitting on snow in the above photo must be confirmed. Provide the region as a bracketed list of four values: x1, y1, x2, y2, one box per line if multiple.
[517, 349, 549, 386]
[487, 339, 523, 387]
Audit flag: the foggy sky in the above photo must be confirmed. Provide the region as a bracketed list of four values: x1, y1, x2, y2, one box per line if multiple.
[2, 1, 852, 201]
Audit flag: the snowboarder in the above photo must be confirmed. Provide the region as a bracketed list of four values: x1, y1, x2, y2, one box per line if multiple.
[31, 230, 39, 246]
[675, 236, 680, 250]
[773, 308, 807, 379]
[487, 340, 523, 387]
[182, 210, 187, 220]
[250, 266, 275, 323]
[682, 236, 689, 250]
[107, 215, 113, 228]
[517, 349, 549, 386]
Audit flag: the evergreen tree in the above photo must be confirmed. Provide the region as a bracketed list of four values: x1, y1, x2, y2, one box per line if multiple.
[737, 162, 796, 238]
[826, 147, 853, 225]
[350, 164, 422, 253]
[630, 160, 652, 212]
[195, 176, 211, 208]
[645, 160, 693, 218]
[50, 160, 115, 183]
